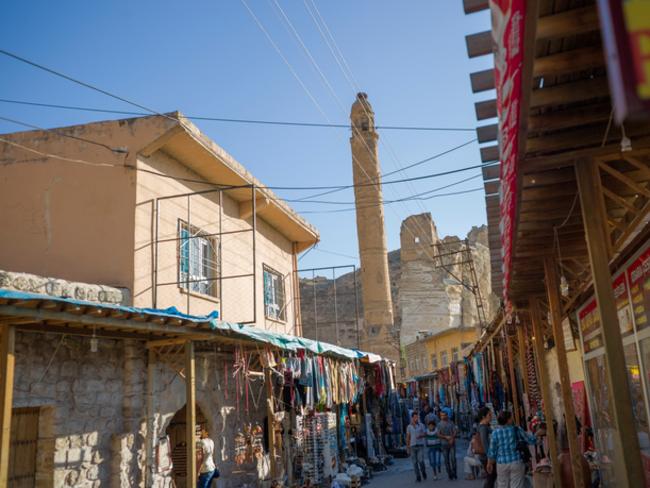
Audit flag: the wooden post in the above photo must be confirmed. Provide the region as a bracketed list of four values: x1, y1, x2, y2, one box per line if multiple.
[529, 299, 562, 488]
[516, 325, 531, 420]
[544, 257, 585, 488]
[0, 326, 15, 488]
[264, 367, 277, 480]
[505, 333, 521, 426]
[185, 341, 197, 488]
[145, 348, 155, 488]
[575, 159, 645, 486]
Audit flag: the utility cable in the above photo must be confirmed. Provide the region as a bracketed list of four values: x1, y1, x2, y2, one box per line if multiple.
[0, 98, 474, 132]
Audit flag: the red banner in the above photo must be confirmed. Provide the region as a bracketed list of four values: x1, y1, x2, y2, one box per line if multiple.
[491, 0, 525, 301]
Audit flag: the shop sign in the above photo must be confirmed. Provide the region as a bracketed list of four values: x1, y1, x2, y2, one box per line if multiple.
[491, 0, 525, 300]
[598, 0, 650, 121]
[626, 245, 650, 332]
[578, 298, 603, 353]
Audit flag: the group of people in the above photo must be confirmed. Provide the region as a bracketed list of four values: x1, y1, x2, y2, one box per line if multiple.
[406, 406, 459, 482]
[406, 404, 541, 488]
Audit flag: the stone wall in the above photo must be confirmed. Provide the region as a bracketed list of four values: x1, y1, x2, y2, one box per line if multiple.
[12, 331, 268, 488]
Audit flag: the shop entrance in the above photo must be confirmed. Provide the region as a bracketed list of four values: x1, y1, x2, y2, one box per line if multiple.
[166, 404, 208, 488]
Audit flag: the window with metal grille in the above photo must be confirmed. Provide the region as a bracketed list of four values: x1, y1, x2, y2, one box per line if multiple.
[179, 221, 218, 298]
[452, 347, 459, 363]
[441, 351, 448, 368]
[263, 265, 285, 321]
[431, 354, 438, 370]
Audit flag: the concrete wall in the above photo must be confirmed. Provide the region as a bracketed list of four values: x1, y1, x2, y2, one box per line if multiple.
[12, 331, 268, 488]
[134, 151, 298, 333]
[544, 347, 585, 424]
[0, 117, 177, 290]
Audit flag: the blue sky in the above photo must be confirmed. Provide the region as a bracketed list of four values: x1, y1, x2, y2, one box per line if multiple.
[1, 0, 493, 270]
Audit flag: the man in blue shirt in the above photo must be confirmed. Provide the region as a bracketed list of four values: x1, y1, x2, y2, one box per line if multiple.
[487, 411, 537, 488]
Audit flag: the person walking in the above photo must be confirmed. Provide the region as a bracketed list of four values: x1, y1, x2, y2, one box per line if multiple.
[406, 412, 427, 482]
[463, 430, 484, 480]
[477, 407, 496, 488]
[437, 410, 458, 480]
[486, 411, 537, 488]
[196, 427, 220, 488]
[425, 420, 442, 479]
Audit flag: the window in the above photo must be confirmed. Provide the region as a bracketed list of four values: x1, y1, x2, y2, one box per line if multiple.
[452, 347, 459, 363]
[179, 221, 218, 297]
[263, 265, 285, 321]
[430, 354, 438, 370]
[441, 351, 448, 368]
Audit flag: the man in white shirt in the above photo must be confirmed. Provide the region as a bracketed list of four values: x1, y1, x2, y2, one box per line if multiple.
[196, 427, 219, 488]
[406, 412, 427, 482]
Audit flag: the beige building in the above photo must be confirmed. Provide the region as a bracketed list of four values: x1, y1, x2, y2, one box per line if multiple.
[405, 327, 479, 379]
[0, 113, 319, 333]
[0, 113, 320, 487]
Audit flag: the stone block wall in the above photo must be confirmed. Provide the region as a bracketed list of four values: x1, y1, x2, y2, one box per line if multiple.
[12, 332, 269, 487]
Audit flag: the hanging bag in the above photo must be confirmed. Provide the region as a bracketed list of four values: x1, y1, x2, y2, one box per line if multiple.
[515, 427, 532, 465]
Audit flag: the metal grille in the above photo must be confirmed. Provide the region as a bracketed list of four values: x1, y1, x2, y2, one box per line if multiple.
[9, 407, 40, 488]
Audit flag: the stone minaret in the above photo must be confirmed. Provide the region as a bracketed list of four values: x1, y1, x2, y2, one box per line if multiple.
[350, 93, 397, 361]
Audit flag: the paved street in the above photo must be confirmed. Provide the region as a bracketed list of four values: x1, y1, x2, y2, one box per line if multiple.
[366, 441, 485, 488]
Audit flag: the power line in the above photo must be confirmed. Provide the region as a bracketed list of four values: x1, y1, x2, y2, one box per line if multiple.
[0, 130, 488, 194]
[297, 187, 484, 214]
[0, 98, 474, 132]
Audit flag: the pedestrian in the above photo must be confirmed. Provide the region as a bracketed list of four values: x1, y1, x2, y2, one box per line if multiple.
[477, 407, 496, 488]
[425, 406, 440, 426]
[437, 410, 458, 480]
[196, 426, 220, 488]
[486, 411, 537, 488]
[463, 430, 484, 480]
[406, 412, 427, 482]
[425, 420, 442, 479]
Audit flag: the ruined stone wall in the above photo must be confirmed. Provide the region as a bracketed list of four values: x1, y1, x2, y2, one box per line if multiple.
[12, 332, 268, 488]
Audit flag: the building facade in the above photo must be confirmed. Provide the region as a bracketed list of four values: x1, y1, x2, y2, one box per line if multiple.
[0, 113, 319, 487]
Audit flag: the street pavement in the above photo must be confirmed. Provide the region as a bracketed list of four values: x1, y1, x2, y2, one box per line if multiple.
[366, 440, 485, 488]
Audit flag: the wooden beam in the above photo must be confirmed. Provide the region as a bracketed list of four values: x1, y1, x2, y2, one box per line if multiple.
[484, 180, 500, 195]
[265, 366, 278, 480]
[463, 0, 489, 14]
[466, 30, 493, 58]
[529, 299, 561, 488]
[482, 163, 500, 180]
[536, 6, 600, 40]
[0, 326, 15, 488]
[470, 69, 495, 93]
[516, 325, 531, 420]
[0, 305, 206, 337]
[505, 333, 522, 426]
[475, 99, 497, 120]
[481, 145, 499, 163]
[533, 46, 604, 78]
[575, 159, 645, 486]
[185, 340, 197, 488]
[525, 124, 609, 154]
[527, 103, 612, 133]
[530, 77, 609, 108]
[477, 123, 498, 143]
[544, 258, 585, 488]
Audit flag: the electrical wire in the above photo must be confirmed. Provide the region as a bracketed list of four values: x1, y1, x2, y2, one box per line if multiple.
[0, 98, 474, 132]
[296, 187, 484, 214]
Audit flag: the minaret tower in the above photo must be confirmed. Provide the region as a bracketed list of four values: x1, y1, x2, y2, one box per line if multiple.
[350, 93, 397, 361]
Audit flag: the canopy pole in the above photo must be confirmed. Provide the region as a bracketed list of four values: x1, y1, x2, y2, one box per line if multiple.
[544, 257, 585, 488]
[185, 340, 197, 488]
[0, 326, 15, 488]
[575, 159, 644, 486]
[529, 299, 561, 488]
[505, 332, 521, 426]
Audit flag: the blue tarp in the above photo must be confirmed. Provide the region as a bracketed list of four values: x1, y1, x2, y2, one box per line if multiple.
[0, 289, 371, 361]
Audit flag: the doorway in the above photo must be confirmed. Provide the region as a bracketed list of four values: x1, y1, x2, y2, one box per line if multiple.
[166, 404, 208, 488]
[9, 407, 40, 488]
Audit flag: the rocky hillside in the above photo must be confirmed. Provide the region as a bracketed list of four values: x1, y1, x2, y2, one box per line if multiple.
[299, 222, 498, 350]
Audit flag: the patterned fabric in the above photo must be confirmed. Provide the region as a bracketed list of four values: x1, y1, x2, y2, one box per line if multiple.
[487, 425, 535, 464]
